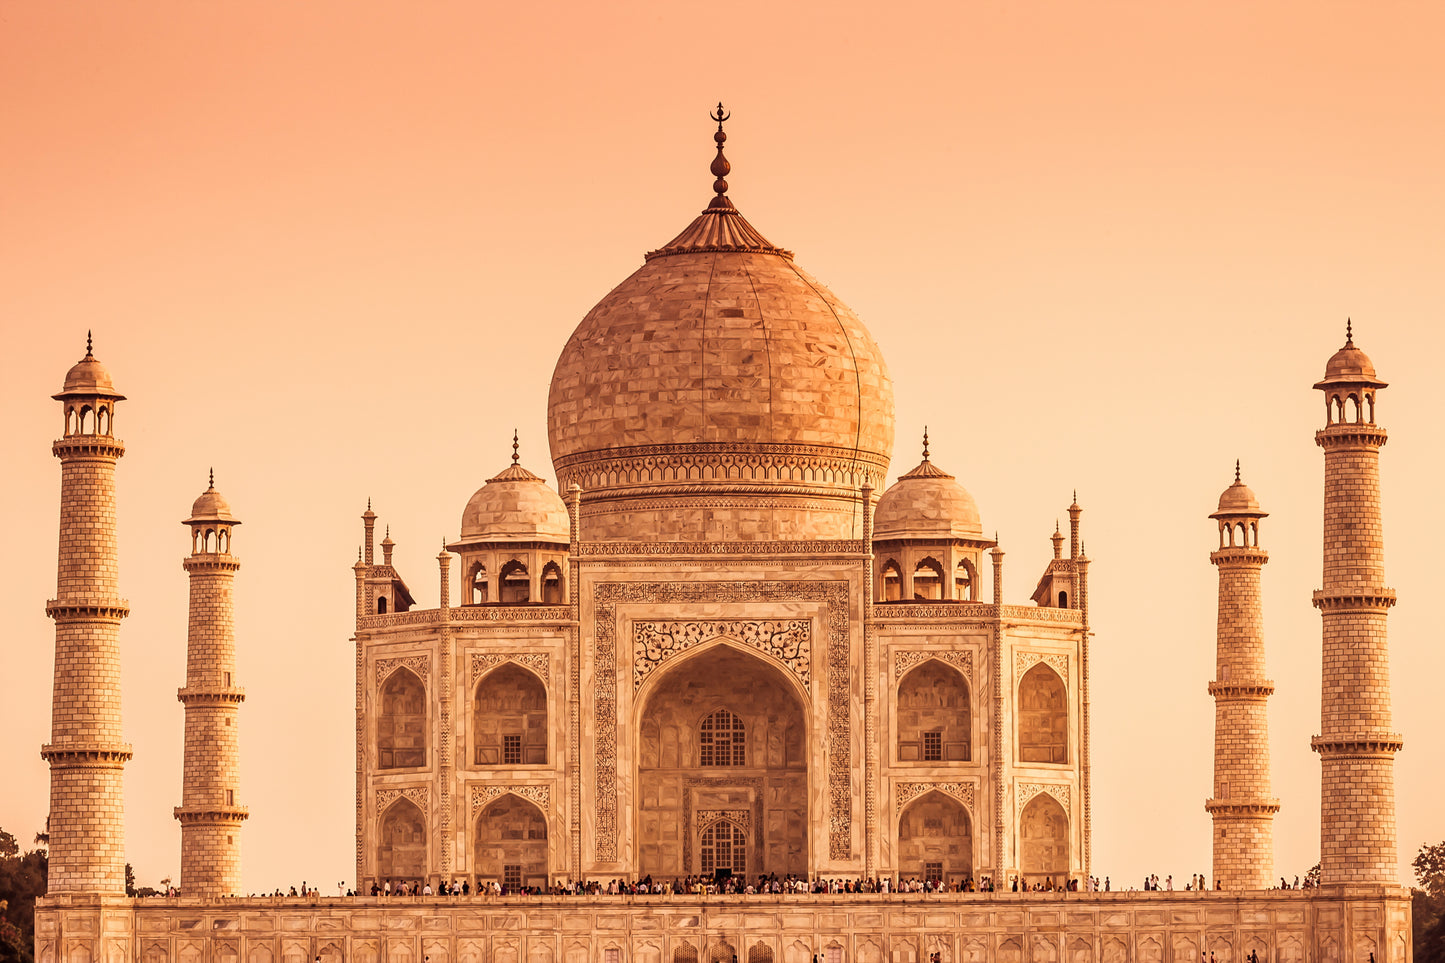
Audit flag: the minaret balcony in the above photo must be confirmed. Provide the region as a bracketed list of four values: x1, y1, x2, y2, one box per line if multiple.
[177, 686, 246, 706]
[46, 599, 131, 620]
[1206, 680, 1275, 699]
[1204, 798, 1281, 816]
[1310, 734, 1404, 755]
[1311, 589, 1396, 611]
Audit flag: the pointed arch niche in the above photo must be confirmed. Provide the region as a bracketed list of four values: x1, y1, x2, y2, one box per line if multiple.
[897, 790, 973, 884]
[1018, 792, 1069, 886]
[1017, 663, 1067, 765]
[377, 798, 427, 880]
[635, 642, 808, 880]
[474, 662, 547, 767]
[896, 659, 970, 763]
[474, 793, 548, 891]
[378, 668, 426, 770]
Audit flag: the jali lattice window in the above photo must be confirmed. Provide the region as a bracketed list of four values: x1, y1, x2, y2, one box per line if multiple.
[700, 709, 746, 766]
[699, 819, 747, 877]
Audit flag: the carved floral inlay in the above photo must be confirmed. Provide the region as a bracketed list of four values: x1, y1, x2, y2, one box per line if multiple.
[1014, 651, 1069, 686]
[695, 809, 751, 834]
[375, 786, 428, 816]
[1017, 782, 1071, 810]
[375, 655, 430, 689]
[895, 781, 976, 813]
[634, 620, 811, 691]
[470, 652, 550, 687]
[894, 649, 973, 685]
[469, 784, 550, 818]
[594, 581, 851, 862]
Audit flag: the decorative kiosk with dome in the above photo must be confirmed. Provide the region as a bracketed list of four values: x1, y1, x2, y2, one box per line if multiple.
[351, 110, 1090, 895]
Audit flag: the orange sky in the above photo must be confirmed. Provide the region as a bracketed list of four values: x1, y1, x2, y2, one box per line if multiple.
[1, 0, 1442, 893]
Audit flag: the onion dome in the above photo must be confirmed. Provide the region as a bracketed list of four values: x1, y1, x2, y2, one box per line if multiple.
[53, 332, 125, 401]
[186, 470, 240, 524]
[1211, 462, 1267, 519]
[1315, 320, 1387, 388]
[547, 106, 894, 541]
[456, 436, 569, 545]
[873, 432, 983, 540]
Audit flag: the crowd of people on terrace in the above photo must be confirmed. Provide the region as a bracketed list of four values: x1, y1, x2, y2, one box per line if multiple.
[161, 870, 1321, 899]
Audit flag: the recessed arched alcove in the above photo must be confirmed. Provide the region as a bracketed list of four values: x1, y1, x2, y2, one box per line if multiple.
[897, 790, 972, 885]
[474, 793, 547, 891]
[635, 642, 808, 879]
[1019, 792, 1069, 886]
[377, 798, 426, 880]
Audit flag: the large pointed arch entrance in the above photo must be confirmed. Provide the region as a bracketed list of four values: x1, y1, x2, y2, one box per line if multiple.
[635, 642, 808, 880]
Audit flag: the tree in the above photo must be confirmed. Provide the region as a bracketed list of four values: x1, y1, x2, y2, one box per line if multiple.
[0, 827, 48, 963]
[124, 863, 135, 898]
[1415, 842, 1445, 963]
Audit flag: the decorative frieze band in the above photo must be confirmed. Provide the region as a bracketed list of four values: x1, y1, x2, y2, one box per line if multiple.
[469, 784, 551, 818]
[375, 786, 428, 816]
[375, 655, 430, 688]
[1014, 651, 1068, 686]
[893, 649, 973, 685]
[470, 652, 550, 687]
[895, 781, 976, 814]
[634, 620, 811, 691]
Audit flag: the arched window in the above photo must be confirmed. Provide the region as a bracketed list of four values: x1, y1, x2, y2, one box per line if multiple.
[896, 661, 969, 763]
[377, 798, 427, 879]
[1018, 664, 1067, 764]
[541, 562, 563, 604]
[65, 406, 76, 436]
[954, 560, 975, 601]
[470, 563, 488, 604]
[474, 663, 547, 766]
[474, 794, 547, 891]
[913, 558, 944, 600]
[699, 820, 746, 877]
[1019, 793, 1069, 886]
[377, 597, 388, 614]
[674, 946, 698, 963]
[747, 945, 773, 963]
[79, 405, 93, 434]
[499, 560, 529, 604]
[699, 708, 746, 766]
[1057, 591, 1068, 608]
[881, 560, 902, 602]
[97, 406, 110, 435]
[706, 945, 737, 963]
[897, 790, 972, 884]
[378, 668, 426, 769]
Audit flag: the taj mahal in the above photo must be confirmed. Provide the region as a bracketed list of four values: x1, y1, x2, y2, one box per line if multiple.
[34, 111, 1412, 962]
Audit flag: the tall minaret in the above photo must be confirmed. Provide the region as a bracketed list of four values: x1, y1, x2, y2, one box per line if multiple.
[42, 336, 133, 894]
[1205, 464, 1278, 890]
[175, 473, 248, 896]
[1311, 324, 1402, 885]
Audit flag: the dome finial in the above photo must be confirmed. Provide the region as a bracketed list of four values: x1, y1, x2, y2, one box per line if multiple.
[208, 467, 215, 490]
[512, 429, 520, 465]
[85, 330, 93, 359]
[1345, 317, 1353, 346]
[708, 102, 733, 209]
[922, 426, 930, 461]
[1234, 459, 1241, 483]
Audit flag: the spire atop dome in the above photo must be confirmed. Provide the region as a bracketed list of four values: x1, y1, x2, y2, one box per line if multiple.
[644, 105, 793, 261]
[708, 102, 732, 210]
[1235, 459, 1241, 483]
[85, 330, 93, 358]
[512, 429, 520, 466]
[1345, 317, 1353, 345]
[208, 467, 215, 490]
[922, 427, 930, 462]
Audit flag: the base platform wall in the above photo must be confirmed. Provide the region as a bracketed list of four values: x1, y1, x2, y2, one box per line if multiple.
[36, 889, 1411, 963]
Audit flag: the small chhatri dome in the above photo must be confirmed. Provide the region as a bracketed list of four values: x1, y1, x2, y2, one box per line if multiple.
[55, 331, 126, 400]
[1318, 319, 1385, 386]
[1211, 462, 1267, 518]
[459, 437, 569, 543]
[186, 470, 240, 524]
[873, 433, 983, 540]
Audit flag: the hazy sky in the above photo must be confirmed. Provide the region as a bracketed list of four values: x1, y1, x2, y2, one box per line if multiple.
[2, 1, 1442, 893]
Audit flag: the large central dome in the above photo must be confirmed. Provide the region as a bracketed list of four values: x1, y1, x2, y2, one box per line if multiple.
[547, 112, 894, 541]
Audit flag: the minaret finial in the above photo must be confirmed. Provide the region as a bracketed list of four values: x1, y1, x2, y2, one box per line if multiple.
[367, 498, 371, 511]
[85, 330, 93, 358]
[922, 426, 930, 461]
[208, 467, 214, 490]
[512, 429, 520, 465]
[1345, 317, 1353, 345]
[1235, 460, 1241, 483]
[708, 102, 732, 208]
